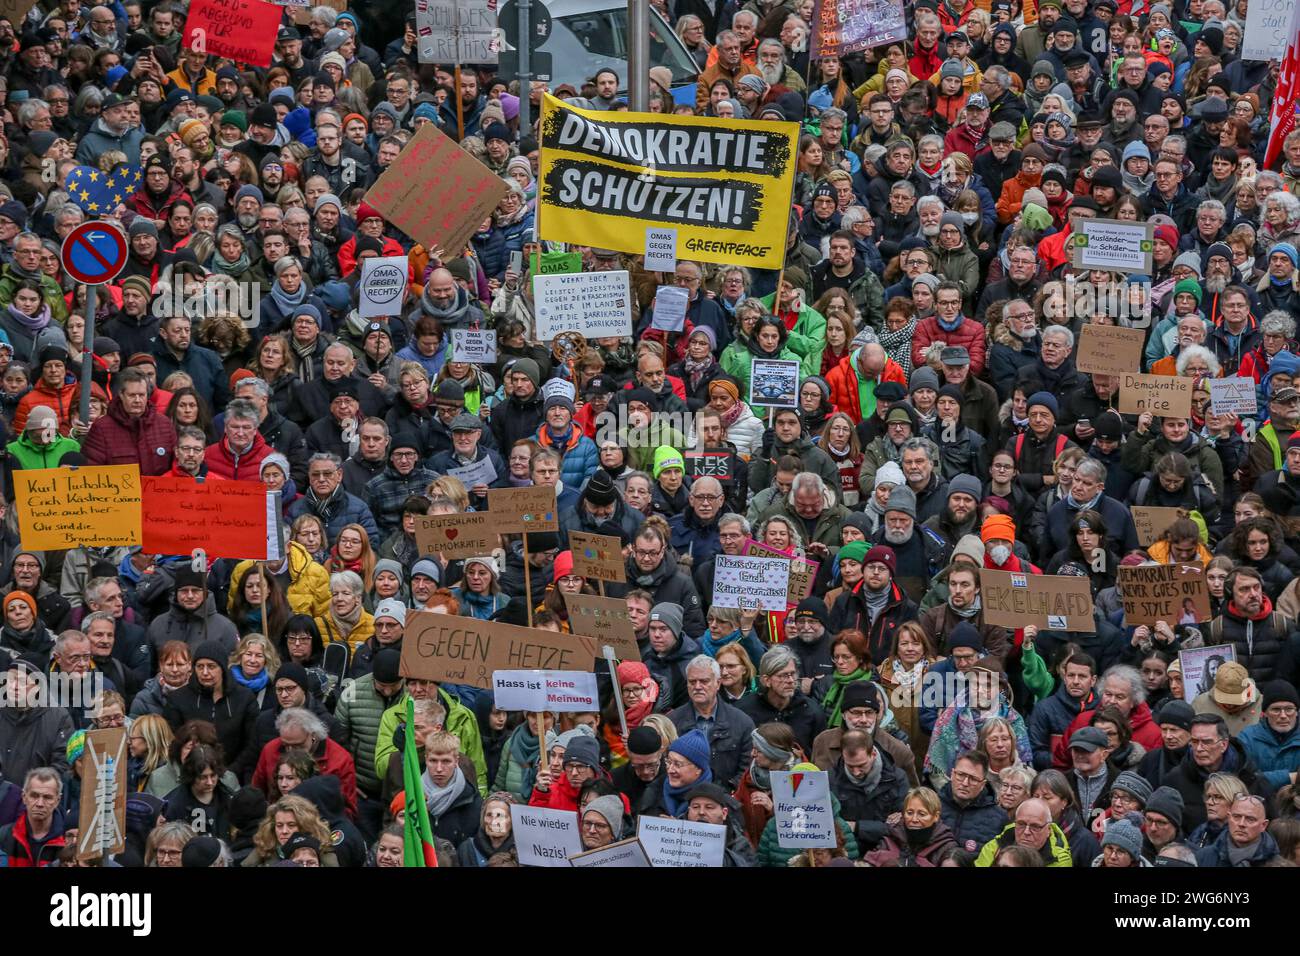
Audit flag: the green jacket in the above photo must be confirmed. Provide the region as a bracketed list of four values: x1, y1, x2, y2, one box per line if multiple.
[334, 672, 403, 795]
[617, 424, 689, 473]
[757, 294, 828, 377]
[6, 432, 80, 470]
[757, 791, 859, 866]
[720, 338, 802, 405]
[373, 686, 488, 796]
[975, 821, 1073, 867]
[492, 722, 541, 801]
[0, 266, 70, 323]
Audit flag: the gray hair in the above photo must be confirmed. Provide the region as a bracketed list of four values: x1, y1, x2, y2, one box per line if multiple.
[758, 37, 786, 58]
[1102, 664, 1146, 704]
[1268, 189, 1300, 219]
[718, 513, 750, 535]
[82, 610, 117, 633]
[1074, 457, 1107, 485]
[685, 654, 721, 680]
[1262, 310, 1297, 338]
[820, 106, 847, 126]
[235, 376, 271, 400]
[917, 195, 945, 214]
[732, 9, 758, 27]
[323, 342, 354, 361]
[412, 697, 447, 723]
[1197, 199, 1226, 220]
[789, 471, 831, 505]
[759, 644, 799, 677]
[308, 452, 343, 470]
[840, 204, 870, 229]
[918, 134, 944, 153]
[55, 204, 85, 226]
[1157, 843, 1199, 865]
[984, 65, 1013, 89]
[1174, 344, 1221, 376]
[311, 4, 338, 25]
[755, 514, 804, 553]
[330, 570, 364, 596]
[276, 706, 328, 742]
[224, 398, 259, 425]
[16, 99, 48, 127]
[1257, 170, 1285, 190]
[889, 180, 917, 198]
[1163, 134, 1187, 155]
[23, 767, 62, 797]
[900, 435, 940, 466]
[84, 575, 118, 605]
[998, 764, 1037, 791]
[1042, 324, 1075, 348]
[54, 629, 90, 655]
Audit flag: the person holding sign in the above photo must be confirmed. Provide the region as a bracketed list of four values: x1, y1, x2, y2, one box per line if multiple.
[1121, 411, 1226, 503]
[427, 414, 507, 509]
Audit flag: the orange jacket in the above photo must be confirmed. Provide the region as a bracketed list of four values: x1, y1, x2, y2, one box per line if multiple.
[997, 170, 1043, 225]
[13, 379, 79, 434]
[825, 349, 907, 421]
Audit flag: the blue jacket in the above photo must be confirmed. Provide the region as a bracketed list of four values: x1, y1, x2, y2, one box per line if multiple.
[668, 508, 722, 568]
[1044, 494, 1139, 566]
[152, 340, 231, 410]
[472, 225, 509, 280]
[451, 586, 510, 621]
[666, 698, 756, 790]
[1194, 827, 1280, 867]
[498, 211, 534, 257]
[939, 782, 1007, 852]
[287, 488, 381, 544]
[1027, 683, 1098, 770]
[1238, 722, 1300, 789]
[535, 427, 599, 490]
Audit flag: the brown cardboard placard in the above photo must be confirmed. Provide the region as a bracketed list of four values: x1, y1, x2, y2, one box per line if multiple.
[366, 123, 508, 259]
[1076, 324, 1147, 375]
[399, 610, 597, 687]
[1118, 563, 1212, 626]
[486, 485, 559, 534]
[1117, 373, 1193, 417]
[979, 569, 1095, 632]
[1131, 506, 1183, 546]
[568, 837, 653, 867]
[77, 727, 127, 861]
[564, 591, 641, 661]
[568, 531, 626, 583]
[414, 512, 499, 558]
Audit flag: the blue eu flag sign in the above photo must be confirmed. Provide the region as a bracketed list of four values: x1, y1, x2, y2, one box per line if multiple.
[64, 163, 143, 215]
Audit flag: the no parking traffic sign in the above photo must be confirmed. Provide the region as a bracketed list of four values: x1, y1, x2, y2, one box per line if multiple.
[61, 221, 129, 286]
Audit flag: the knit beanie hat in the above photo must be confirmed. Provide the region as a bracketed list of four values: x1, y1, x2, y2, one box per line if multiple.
[953, 534, 986, 565]
[182, 835, 223, 867]
[563, 733, 601, 771]
[1154, 698, 1195, 731]
[668, 729, 712, 774]
[193, 639, 228, 667]
[885, 485, 917, 519]
[1, 590, 35, 619]
[1101, 811, 1146, 860]
[839, 540, 870, 565]
[874, 461, 905, 490]
[1112, 770, 1153, 807]
[981, 513, 1017, 543]
[66, 729, 86, 765]
[649, 603, 684, 638]
[628, 726, 663, 755]
[948, 473, 982, 502]
[583, 794, 626, 838]
[1173, 278, 1203, 304]
[1145, 786, 1184, 829]
[512, 357, 541, 388]
[652, 445, 685, 479]
[909, 366, 940, 394]
[1262, 680, 1300, 711]
[863, 545, 897, 574]
[948, 622, 984, 650]
[1027, 391, 1059, 417]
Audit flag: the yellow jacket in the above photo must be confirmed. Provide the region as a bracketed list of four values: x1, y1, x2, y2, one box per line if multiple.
[229, 540, 331, 621]
[315, 610, 375, 653]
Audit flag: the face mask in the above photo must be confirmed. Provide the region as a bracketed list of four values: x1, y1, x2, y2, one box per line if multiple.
[961, 212, 979, 225]
[990, 544, 1012, 565]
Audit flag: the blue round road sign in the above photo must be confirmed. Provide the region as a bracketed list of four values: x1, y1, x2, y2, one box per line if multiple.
[61, 221, 129, 285]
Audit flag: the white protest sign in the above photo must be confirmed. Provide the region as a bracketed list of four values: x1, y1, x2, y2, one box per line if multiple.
[534, 270, 633, 340]
[542, 378, 576, 403]
[1208, 376, 1257, 417]
[451, 328, 497, 364]
[644, 227, 678, 273]
[749, 358, 800, 408]
[358, 255, 409, 317]
[1243, 0, 1298, 62]
[492, 669, 600, 712]
[712, 555, 790, 611]
[569, 837, 654, 868]
[511, 804, 583, 866]
[446, 455, 497, 489]
[651, 285, 689, 332]
[771, 769, 838, 849]
[636, 816, 727, 867]
[1070, 218, 1154, 274]
[266, 491, 283, 562]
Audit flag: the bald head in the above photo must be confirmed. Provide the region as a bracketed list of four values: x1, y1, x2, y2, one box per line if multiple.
[426, 268, 457, 309]
[860, 344, 886, 378]
[1013, 797, 1052, 849]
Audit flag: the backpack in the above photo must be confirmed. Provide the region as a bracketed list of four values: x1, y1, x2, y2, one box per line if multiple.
[1014, 431, 1068, 464]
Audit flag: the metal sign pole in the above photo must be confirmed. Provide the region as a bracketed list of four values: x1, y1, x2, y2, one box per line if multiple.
[79, 283, 98, 425]
[517, 0, 532, 132]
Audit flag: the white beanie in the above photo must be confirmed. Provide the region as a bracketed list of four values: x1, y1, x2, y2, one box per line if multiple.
[874, 461, 906, 490]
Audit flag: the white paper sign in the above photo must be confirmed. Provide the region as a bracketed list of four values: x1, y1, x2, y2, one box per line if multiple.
[651, 285, 689, 332]
[358, 256, 409, 317]
[636, 816, 727, 867]
[771, 769, 838, 849]
[712, 555, 790, 611]
[644, 227, 678, 272]
[542, 378, 576, 403]
[569, 837, 654, 868]
[416, 0, 498, 64]
[534, 270, 634, 340]
[749, 358, 800, 408]
[1208, 376, 1257, 416]
[451, 328, 497, 364]
[1243, 0, 1298, 63]
[1070, 219, 1154, 274]
[493, 669, 600, 712]
[511, 804, 583, 866]
[446, 455, 498, 489]
[266, 491, 283, 562]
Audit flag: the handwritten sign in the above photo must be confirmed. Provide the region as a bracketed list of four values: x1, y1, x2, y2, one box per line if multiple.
[532, 251, 583, 275]
[743, 539, 818, 602]
[533, 270, 634, 341]
[636, 816, 727, 867]
[414, 512, 499, 558]
[568, 531, 626, 583]
[1180, 644, 1238, 700]
[1076, 324, 1146, 375]
[76, 727, 126, 862]
[1118, 373, 1193, 418]
[416, 0, 498, 64]
[142, 477, 269, 559]
[1131, 505, 1183, 546]
[14, 465, 142, 550]
[541, 379, 576, 404]
[1070, 218, 1154, 274]
[771, 769, 838, 849]
[367, 123, 508, 260]
[511, 804, 583, 867]
[749, 358, 800, 408]
[564, 592, 641, 661]
[183, 0, 282, 67]
[1208, 376, 1257, 416]
[493, 669, 600, 711]
[446, 456, 498, 490]
[451, 328, 497, 364]
[1118, 563, 1212, 626]
[1243, 0, 1298, 61]
[650, 285, 689, 332]
[685, 452, 733, 483]
[979, 569, 1095, 632]
[713, 554, 790, 611]
[487, 485, 559, 533]
[398, 611, 597, 686]
[358, 256, 408, 317]
[569, 837, 653, 867]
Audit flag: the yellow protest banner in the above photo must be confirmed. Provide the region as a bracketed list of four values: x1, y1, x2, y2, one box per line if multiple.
[14, 465, 142, 550]
[538, 94, 798, 270]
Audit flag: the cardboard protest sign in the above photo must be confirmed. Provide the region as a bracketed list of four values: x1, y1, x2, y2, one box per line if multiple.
[14, 465, 142, 551]
[451, 328, 497, 364]
[358, 256, 409, 317]
[1131, 506, 1183, 546]
[1070, 218, 1155, 274]
[749, 358, 800, 408]
[712, 555, 790, 611]
[636, 817, 727, 867]
[1243, 0, 1297, 61]
[564, 592, 640, 661]
[650, 286, 689, 332]
[1076, 324, 1146, 375]
[141, 477, 269, 559]
[685, 452, 734, 483]
[367, 123, 508, 259]
[979, 569, 1095, 632]
[414, 512, 499, 558]
[183, 0, 282, 67]
[1180, 644, 1238, 700]
[533, 270, 633, 340]
[568, 531, 626, 583]
[0, 0, 40, 26]
[532, 251, 583, 275]
[569, 838, 653, 868]
[493, 670, 600, 711]
[539, 94, 799, 270]
[1208, 377, 1257, 416]
[399, 611, 597, 686]
[511, 804, 583, 866]
[1118, 563, 1212, 626]
[486, 485, 559, 533]
[771, 769, 838, 849]
[415, 0, 498, 63]
[1118, 373, 1193, 417]
[744, 539, 818, 602]
[812, 0, 906, 55]
[77, 727, 127, 861]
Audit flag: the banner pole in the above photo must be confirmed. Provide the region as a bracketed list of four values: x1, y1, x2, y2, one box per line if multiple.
[523, 530, 534, 628]
[78, 282, 98, 425]
[453, 3, 466, 142]
[258, 561, 269, 638]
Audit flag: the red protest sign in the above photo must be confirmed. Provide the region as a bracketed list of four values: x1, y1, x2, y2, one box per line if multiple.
[184, 0, 282, 68]
[142, 478, 269, 559]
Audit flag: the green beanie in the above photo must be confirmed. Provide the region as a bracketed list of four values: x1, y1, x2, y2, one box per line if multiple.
[222, 109, 248, 133]
[839, 541, 870, 565]
[1174, 278, 1203, 304]
[652, 445, 684, 479]
[1021, 202, 1052, 232]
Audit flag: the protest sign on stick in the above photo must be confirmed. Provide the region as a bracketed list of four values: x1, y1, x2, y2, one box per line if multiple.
[77, 727, 127, 861]
[980, 570, 1095, 632]
[1118, 563, 1212, 626]
[183, 0, 282, 66]
[142, 478, 269, 559]
[712, 555, 790, 611]
[14, 465, 142, 551]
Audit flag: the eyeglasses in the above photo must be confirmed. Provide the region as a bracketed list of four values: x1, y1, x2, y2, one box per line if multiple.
[634, 547, 664, 559]
[286, 634, 312, 645]
[952, 770, 986, 785]
[1015, 820, 1048, 832]
[665, 756, 695, 771]
[690, 492, 722, 502]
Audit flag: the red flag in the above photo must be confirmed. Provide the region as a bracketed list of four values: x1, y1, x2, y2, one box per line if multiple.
[1266, 11, 1300, 170]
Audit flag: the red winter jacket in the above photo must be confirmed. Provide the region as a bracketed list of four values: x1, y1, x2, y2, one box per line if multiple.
[204, 432, 272, 481]
[81, 396, 176, 474]
[1052, 701, 1163, 769]
[825, 350, 907, 421]
[912, 315, 988, 376]
[943, 122, 989, 162]
[252, 737, 359, 820]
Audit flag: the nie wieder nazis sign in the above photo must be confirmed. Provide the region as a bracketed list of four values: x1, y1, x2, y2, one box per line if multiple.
[979, 569, 1095, 632]
[538, 94, 798, 269]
